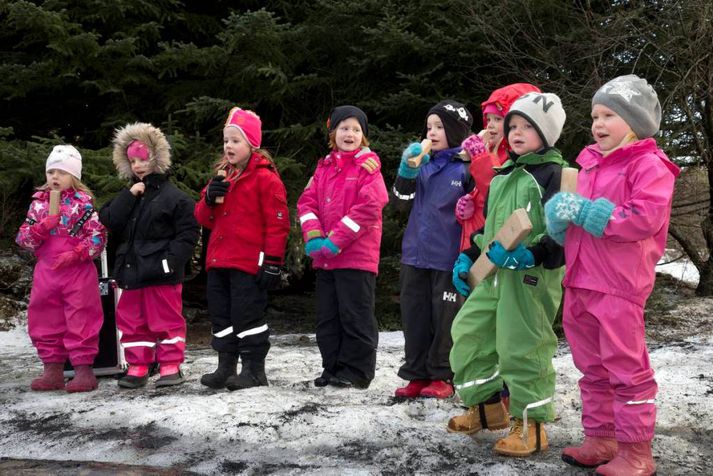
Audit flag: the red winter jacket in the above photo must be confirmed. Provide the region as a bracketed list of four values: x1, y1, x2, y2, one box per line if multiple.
[458, 83, 541, 250]
[194, 153, 290, 274]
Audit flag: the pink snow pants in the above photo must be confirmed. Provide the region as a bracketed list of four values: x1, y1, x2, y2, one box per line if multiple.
[563, 287, 657, 442]
[116, 284, 186, 366]
[28, 236, 103, 366]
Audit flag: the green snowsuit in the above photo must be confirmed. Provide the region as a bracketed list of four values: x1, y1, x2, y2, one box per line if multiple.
[450, 149, 567, 423]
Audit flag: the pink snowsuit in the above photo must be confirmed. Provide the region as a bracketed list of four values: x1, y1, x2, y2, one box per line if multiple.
[16, 189, 107, 366]
[297, 147, 388, 274]
[562, 138, 680, 442]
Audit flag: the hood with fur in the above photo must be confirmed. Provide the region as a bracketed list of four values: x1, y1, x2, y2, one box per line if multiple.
[112, 122, 171, 179]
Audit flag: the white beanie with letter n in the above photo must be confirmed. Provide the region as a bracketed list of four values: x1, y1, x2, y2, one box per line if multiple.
[504, 92, 566, 149]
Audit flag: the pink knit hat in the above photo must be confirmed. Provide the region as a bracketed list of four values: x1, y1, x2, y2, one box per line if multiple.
[224, 107, 262, 148]
[482, 103, 504, 118]
[126, 140, 150, 161]
[46, 145, 82, 180]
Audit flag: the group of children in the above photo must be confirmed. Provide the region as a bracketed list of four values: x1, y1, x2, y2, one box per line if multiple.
[17, 74, 677, 476]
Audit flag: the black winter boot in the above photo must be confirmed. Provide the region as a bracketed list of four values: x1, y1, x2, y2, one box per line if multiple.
[200, 353, 238, 389]
[225, 359, 268, 391]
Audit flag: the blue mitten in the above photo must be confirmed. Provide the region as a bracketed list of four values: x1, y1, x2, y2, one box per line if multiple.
[486, 241, 535, 270]
[304, 237, 325, 257]
[397, 142, 431, 179]
[452, 253, 474, 297]
[544, 193, 573, 245]
[574, 197, 615, 237]
[313, 237, 340, 260]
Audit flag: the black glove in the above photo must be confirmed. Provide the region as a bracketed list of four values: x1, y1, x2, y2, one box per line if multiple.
[206, 175, 230, 206]
[256, 264, 282, 291]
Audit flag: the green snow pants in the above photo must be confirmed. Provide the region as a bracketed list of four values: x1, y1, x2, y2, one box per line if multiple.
[449, 266, 563, 422]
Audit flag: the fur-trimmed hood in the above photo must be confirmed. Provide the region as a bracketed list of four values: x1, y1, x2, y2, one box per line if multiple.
[112, 122, 171, 180]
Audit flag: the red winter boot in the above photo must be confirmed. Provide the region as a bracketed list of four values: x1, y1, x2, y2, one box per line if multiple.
[562, 436, 618, 468]
[66, 365, 98, 393]
[31, 362, 65, 391]
[394, 379, 430, 398]
[419, 380, 454, 398]
[595, 441, 656, 476]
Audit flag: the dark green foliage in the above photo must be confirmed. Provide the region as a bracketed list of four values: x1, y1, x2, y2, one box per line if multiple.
[1, 0, 712, 302]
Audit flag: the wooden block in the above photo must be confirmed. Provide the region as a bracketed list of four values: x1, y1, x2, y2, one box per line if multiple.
[406, 139, 432, 168]
[48, 190, 61, 216]
[215, 169, 227, 204]
[560, 167, 578, 193]
[467, 208, 533, 288]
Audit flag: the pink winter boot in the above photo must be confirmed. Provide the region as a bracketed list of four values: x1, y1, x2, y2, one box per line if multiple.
[562, 436, 618, 468]
[31, 362, 65, 391]
[65, 365, 98, 393]
[595, 441, 657, 476]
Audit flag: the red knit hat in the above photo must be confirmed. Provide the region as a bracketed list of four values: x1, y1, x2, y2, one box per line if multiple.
[224, 107, 262, 148]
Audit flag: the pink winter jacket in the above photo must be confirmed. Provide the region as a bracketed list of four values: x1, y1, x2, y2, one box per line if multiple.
[297, 147, 389, 274]
[16, 189, 106, 259]
[563, 139, 680, 305]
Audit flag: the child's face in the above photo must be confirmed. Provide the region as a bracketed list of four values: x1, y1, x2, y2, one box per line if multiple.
[507, 114, 544, 156]
[46, 169, 73, 191]
[485, 113, 504, 147]
[129, 157, 151, 180]
[223, 127, 253, 168]
[591, 104, 632, 155]
[334, 117, 363, 152]
[426, 114, 448, 151]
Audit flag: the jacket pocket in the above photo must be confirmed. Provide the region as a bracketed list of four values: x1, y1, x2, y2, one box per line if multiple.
[135, 239, 173, 283]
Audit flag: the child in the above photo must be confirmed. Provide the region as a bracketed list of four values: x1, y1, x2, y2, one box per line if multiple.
[16, 145, 107, 393]
[297, 105, 389, 389]
[453, 83, 541, 277]
[195, 107, 290, 391]
[447, 92, 567, 457]
[392, 100, 474, 399]
[99, 123, 199, 389]
[546, 75, 679, 475]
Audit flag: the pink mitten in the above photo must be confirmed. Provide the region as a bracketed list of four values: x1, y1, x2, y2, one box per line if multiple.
[461, 134, 486, 159]
[455, 195, 475, 220]
[51, 246, 87, 269]
[30, 215, 60, 239]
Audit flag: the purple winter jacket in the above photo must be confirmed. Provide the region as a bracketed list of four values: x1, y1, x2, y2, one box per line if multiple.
[298, 147, 389, 274]
[563, 139, 680, 305]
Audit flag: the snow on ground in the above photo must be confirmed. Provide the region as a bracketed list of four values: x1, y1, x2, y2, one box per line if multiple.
[656, 249, 700, 286]
[1, 322, 712, 475]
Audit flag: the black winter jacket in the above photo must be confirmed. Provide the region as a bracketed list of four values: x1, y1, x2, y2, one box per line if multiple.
[99, 173, 200, 289]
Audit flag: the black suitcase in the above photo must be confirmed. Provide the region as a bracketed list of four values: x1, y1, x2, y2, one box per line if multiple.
[64, 250, 126, 377]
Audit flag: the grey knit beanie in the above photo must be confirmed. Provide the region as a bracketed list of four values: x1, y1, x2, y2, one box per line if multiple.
[592, 75, 661, 139]
[504, 92, 566, 148]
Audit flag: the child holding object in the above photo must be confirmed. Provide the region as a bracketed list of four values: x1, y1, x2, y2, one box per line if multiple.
[546, 75, 679, 476]
[16, 145, 107, 393]
[195, 107, 290, 391]
[454, 83, 541, 254]
[297, 105, 388, 389]
[447, 92, 567, 457]
[99, 123, 199, 389]
[392, 100, 474, 399]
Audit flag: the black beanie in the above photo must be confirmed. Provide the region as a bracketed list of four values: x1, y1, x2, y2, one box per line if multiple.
[422, 100, 473, 148]
[327, 105, 369, 137]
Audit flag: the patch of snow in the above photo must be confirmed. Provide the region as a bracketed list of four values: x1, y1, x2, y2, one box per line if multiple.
[1, 323, 711, 475]
[657, 249, 700, 285]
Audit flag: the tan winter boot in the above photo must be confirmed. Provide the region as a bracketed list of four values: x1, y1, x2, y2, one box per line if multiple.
[562, 436, 618, 468]
[494, 418, 548, 457]
[447, 400, 510, 434]
[594, 441, 656, 476]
